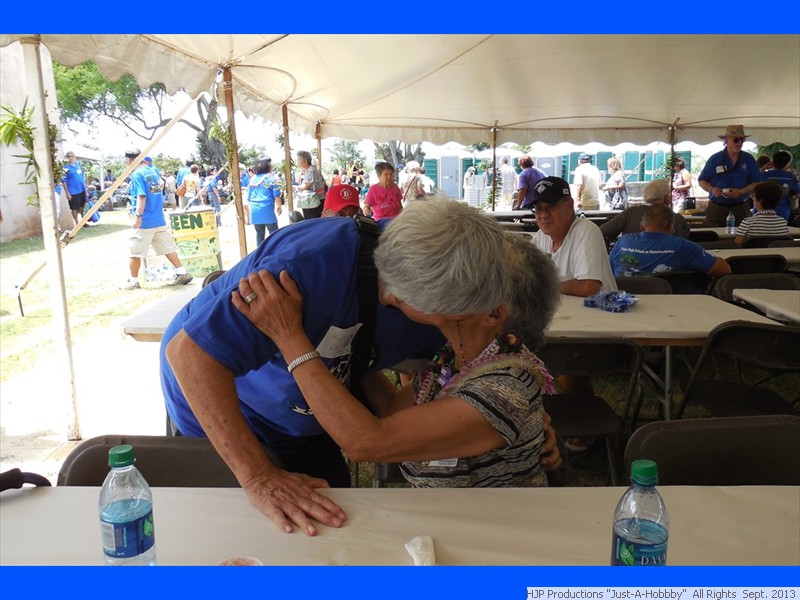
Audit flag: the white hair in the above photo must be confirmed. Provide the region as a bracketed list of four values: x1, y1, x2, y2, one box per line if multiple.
[375, 199, 509, 315]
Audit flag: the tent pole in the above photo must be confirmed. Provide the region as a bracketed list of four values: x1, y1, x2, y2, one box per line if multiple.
[282, 104, 294, 212]
[316, 122, 323, 174]
[222, 67, 248, 258]
[668, 120, 679, 197]
[491, 123, 498, 211]
[20, 36, 81, 440]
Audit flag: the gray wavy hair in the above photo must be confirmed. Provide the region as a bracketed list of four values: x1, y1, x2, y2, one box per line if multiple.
[503, 233, 561, 351]
[644, 178, 670, 203]
[296, 150, 313, 166]
[375, 199, 509, 315]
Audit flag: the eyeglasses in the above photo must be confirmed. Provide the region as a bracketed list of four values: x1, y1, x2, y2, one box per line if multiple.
[731, 137, 745, 144]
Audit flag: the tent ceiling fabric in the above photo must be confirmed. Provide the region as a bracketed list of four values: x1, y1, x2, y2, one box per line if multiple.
[3, 34, 799, 145]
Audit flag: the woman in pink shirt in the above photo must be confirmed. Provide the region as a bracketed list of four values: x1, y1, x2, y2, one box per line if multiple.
[365, 162, 403, 220]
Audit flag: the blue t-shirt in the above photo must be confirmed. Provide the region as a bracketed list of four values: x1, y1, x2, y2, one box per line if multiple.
[247, 173, 282, 225]
[240, 171, 250, 188]
[159, 217, 444, 446]
[176, 166, 190, 186]
[698, 149, 761, 206]
[62, 162, 86, 195]
[129, 165, 166, 229]
[517, 167, 547, 209]
[609, 231, 717, 277]
[761, 169, 799, 222]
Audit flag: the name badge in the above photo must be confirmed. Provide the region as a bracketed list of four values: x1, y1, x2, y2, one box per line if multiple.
[427, 458, 458, 468]
[316, 323, 362, 359]
[715, 165, 725, 174]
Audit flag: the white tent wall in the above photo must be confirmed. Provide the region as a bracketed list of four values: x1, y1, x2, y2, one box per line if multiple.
[0, 42, 72, 242]
[1, 34, 798, 148]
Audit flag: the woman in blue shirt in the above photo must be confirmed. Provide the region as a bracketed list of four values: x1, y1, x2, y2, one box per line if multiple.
[247, 157, 282, 245]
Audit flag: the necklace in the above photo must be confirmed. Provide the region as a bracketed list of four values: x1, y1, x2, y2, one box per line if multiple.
[414, 333, 551, 405]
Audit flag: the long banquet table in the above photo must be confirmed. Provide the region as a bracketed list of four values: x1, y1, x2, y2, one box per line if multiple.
[121, 286, 200, 342]
[732, 288, 800, 323]
[709, 246, 800, 269]
[544, 294, 781, 418]
[1, 486, 797, 566]
[693, 226, 800, 240]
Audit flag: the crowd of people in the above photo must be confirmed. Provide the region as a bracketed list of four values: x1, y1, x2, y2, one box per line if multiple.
[46, 121, 794, 537]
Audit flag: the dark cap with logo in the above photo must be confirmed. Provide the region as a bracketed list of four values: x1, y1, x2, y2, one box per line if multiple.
[532, 176, 572, 205]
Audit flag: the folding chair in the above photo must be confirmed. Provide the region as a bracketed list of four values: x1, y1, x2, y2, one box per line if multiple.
[697, 240, 739, 250]
[675, 321, 800, 419]
[768, 239, 800, 248]
[726, 254, 787, 275]
[536, 338, 644, 485]
[624, 415, 800, 485]
[615, 276, 672, 295]
[652, 270, 712, 294]
[58, 435, 282, 487]
[710, 272, 800, 304]
[688, 230, 719, 242]
[742, 237, 791, 249]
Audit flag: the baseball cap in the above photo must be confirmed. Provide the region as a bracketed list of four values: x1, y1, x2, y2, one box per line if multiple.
[324, 184, 360, 213]
[124, 148, 141, 159]
[532, 176, 572, 205]
[578, 152, 592, 161]
[143, 156, 153, 163]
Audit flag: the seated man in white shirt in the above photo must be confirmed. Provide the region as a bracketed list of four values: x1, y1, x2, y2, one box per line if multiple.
[530, 176, 617, 449]
[530, 176, 617, 297]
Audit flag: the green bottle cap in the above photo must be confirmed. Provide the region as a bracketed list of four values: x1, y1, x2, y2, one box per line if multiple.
[108, 444, 135, 467]
[630, 459, 658, 485]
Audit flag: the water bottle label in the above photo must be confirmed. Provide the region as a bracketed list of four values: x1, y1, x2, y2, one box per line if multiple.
[101, 510, 155, 558]
[612, 521, 668, 566]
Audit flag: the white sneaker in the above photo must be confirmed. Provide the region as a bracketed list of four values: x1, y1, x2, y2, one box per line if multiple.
[119, 279, 140, 290]
[172, 272, 193, 286]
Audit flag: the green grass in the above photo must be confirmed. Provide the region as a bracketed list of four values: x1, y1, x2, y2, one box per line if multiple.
[0, 208, 246, 382]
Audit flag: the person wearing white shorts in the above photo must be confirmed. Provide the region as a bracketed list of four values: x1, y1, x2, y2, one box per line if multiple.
[120, 148, 193, 290]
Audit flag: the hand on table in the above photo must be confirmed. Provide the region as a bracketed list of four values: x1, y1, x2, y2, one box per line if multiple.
[243, 467, 347, 536]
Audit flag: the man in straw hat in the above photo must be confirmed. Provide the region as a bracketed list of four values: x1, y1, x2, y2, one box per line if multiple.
[698, 125, 761, 227]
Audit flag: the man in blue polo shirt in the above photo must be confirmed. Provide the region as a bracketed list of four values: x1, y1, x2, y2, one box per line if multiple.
[610, 203, 731, 278]
[61, 150, 87, 227]
[698, 124, 761, 227]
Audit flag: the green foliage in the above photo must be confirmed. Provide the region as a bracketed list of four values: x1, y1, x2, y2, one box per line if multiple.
[0, 102, 62, 206]
[757, 143, 800, 172]
[372, 141, 424, 170]
[329, 139, 366, 175]
[53, 61, 164, 128]
[465, 142, 491, 152]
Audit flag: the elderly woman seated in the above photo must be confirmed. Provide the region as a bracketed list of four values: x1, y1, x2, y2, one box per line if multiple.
[233, 199, 562, 487]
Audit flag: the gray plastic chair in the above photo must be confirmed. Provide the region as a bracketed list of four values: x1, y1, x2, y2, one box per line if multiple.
[537, 338, 644, 485]
[711, 272, 800, 303]
[58, 435, 282, 487]
[676, 321, 800, 419]
[615, 276, 672, 295]
[624, 415, 800, 485]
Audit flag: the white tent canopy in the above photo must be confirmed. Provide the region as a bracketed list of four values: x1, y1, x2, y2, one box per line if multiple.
[2, 34, 798, 147]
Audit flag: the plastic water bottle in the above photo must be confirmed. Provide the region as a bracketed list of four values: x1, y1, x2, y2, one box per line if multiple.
[99, 445, 157, 566]
[725, 211, 736, 235]
[611, 459, 669, 566]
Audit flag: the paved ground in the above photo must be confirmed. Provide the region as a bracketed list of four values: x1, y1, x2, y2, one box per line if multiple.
[0, 202, 297, 486]
[0, 315, 173, 485]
